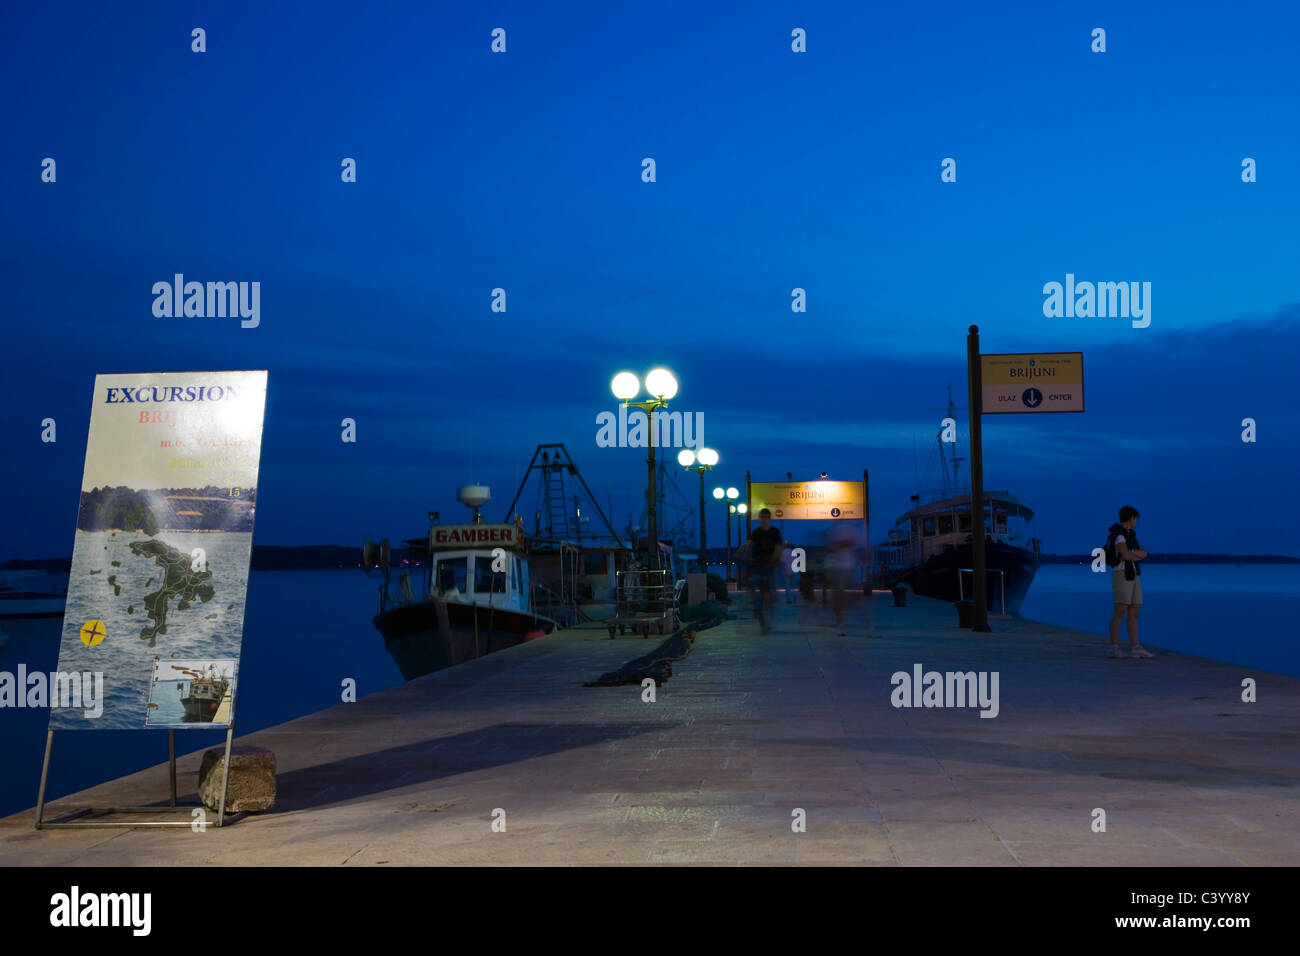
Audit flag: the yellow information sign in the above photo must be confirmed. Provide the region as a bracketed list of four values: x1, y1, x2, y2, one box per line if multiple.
[749, 480, 864, 520]
[980, 352, 1084, 414]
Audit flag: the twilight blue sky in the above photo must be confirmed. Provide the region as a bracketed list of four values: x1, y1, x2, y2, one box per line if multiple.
[2, 0, 1297, 558]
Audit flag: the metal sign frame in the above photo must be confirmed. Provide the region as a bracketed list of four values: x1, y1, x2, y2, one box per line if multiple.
[34, 726, 246, 829]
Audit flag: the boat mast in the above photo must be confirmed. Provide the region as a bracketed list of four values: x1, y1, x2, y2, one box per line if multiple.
[936, 383, 965, 498]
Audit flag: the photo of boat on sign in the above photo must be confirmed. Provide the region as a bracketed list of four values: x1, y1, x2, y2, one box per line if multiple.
[145, 659, 236, 726]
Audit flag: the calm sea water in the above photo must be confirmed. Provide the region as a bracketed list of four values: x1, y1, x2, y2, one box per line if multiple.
[1020, 563, 1300, 677]
[2, 564, 1296, 818]
[0, 569, 397, 819]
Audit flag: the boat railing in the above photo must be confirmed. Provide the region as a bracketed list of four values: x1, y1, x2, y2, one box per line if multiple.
[877, 544, 914, 573]
[532, 579, 577, 625]
[376, 570, 418, 613]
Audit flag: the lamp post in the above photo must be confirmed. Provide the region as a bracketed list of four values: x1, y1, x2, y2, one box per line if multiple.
[728, 504, 737, 580]
[679, 447, 718, 574]
[613, 368, 678, 569]
[715, 486, 740, 580]
[713, 487, 728, 579]
[736, 502, 748, 552]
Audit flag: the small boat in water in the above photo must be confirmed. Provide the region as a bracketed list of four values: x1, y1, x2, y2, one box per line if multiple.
[875, 389, 1042, 615]
[366, 486, 560, 681]
[0, 570, 67, 619]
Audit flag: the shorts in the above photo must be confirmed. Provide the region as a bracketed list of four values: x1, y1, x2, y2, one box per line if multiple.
[751, 565, 776, 592]
[1112, 569, 1143, 605]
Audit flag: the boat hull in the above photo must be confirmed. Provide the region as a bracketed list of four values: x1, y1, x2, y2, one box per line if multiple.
[879, 540, 1039, 615]
[374, 600, 557, 682]
[181, 680, 229, 723]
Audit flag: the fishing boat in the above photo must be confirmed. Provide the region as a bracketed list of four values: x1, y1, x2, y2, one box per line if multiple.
[366, 485, 560, 682]
[181, 667, 231, 723]
[875, 389, 1042, 615]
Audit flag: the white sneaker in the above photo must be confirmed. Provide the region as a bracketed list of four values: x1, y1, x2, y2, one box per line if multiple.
[1130, 645, 1156, 659]
[1107, 643, 1128, 658]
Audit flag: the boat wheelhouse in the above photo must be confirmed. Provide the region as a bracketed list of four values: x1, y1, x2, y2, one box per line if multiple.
[370, 515, 559, 681]
[874, 387, 1043, 615]
[877, 489, 1042, 614]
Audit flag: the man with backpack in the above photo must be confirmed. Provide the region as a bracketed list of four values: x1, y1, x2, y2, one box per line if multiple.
[1105, 505, 1155, 659]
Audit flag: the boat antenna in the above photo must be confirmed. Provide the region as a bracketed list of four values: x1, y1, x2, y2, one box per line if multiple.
[929, 382, 966, 497]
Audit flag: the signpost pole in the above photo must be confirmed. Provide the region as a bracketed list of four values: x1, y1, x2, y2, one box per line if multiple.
[646, 409, 658, 568]
[724, 498, 732, 582]
[697, 469, 707, 572]
[744, 471, 752, 550]
[863, 469, 871, 592]
[966, 325, 990, 632]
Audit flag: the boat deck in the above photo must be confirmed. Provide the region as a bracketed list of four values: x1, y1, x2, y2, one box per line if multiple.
[1, 593, 1296, 865]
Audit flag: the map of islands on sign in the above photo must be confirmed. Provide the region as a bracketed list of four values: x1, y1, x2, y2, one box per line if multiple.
[85, 533, 221, 647]
[49, 371, 267, 730]
[129, 539, 216, 644]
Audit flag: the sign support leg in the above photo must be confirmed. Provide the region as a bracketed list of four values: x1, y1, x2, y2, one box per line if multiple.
[32, 726, 247, 829]
[34, 730, 55, 829]
[217, 724, 234, 828]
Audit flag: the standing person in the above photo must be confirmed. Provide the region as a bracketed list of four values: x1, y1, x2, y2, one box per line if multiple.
[1105, 506, 1155, 659]
[780, 541, 796, 604]
[734, 539, 752, 591]
[748, 509, 782, 632]
[824, 522, 857, 635]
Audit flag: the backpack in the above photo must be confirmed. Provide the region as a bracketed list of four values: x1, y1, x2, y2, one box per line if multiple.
[1103, 525, 1124, 567]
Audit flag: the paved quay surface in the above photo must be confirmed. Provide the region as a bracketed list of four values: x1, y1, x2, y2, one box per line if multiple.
[2, 593, 1297, 865]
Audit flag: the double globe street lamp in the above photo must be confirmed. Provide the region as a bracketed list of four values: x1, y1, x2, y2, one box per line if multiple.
[612, 368, 678, 567]
[678, 447, 719, 574]
[713, 485, 741, 581]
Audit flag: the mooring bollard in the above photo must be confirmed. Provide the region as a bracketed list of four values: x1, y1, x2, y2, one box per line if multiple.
[954, 599, 975, 628]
